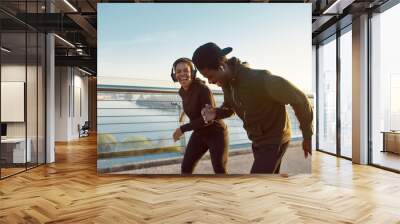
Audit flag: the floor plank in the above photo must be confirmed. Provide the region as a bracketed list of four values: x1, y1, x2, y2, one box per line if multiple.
[0, 135, 399, 223]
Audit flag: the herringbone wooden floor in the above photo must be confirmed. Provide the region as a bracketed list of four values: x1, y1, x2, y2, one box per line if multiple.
[1, 135, 400, 224]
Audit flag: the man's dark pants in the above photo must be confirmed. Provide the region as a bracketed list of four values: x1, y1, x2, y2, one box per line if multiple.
[250, 141, 290, 174]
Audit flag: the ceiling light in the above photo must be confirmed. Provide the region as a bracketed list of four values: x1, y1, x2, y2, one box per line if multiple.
[63, 0, 78, 12]
[78, 67, 93, 76]
[322, 0, 356, 15]
[1, 47, 11, 53]
[323, 0, 345, 15]
[54, 34, 75, 48]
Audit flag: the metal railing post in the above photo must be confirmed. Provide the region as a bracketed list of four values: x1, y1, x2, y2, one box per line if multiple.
[171, 102, 186, 153]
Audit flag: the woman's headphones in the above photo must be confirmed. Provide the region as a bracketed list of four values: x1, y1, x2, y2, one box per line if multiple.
[171, 57, 197, 82]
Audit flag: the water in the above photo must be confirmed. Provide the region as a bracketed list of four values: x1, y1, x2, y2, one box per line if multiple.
[97, 92, 251, 152]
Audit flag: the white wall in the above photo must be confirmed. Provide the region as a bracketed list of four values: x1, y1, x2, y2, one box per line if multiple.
[77, 71, 89, 138]
[55, 67, 89, 141]
[1, 63, 46, 163]
[55, 66, 70, 141]
[1, 65, 39, 138]
[1, 82, 25, 122]
[1, 64, 26, 81]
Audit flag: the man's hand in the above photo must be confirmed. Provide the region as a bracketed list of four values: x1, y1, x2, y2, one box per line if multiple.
[302, 138, 312, 159]
[173, 128, 183, 142]
[201, 104, 216, 123]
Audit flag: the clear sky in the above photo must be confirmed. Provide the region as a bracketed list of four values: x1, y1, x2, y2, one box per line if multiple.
[98, 3, 312, 93]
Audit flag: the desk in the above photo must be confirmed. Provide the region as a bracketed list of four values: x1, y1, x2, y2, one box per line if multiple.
[1, 138, 31, 163]
[382, 131, 400, 154]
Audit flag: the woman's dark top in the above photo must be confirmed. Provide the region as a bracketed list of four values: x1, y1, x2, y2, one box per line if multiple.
[179, 78, 226, 135]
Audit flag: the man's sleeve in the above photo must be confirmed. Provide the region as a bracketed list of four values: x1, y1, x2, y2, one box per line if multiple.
[264, 75, 314, 139]
[215, 91, 235, 120]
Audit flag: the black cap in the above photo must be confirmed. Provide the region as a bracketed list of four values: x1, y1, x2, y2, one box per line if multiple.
[192, 42, 232, 70]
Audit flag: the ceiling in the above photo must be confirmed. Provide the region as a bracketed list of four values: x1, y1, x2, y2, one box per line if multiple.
[0, 0, 393, 75]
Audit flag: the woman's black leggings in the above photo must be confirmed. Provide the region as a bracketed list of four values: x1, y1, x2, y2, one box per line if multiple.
[181, 129, 228, 174]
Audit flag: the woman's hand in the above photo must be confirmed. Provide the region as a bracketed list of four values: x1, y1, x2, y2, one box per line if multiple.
[173, 128, 183, 142]
[201, 104, 216, 124]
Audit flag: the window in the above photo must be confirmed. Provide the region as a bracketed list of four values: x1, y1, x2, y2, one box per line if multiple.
[370, 3, 400, 171]
[317, 36, 337, 154]
[340, 28, 352, 158]
[0, 1, 47, 179]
